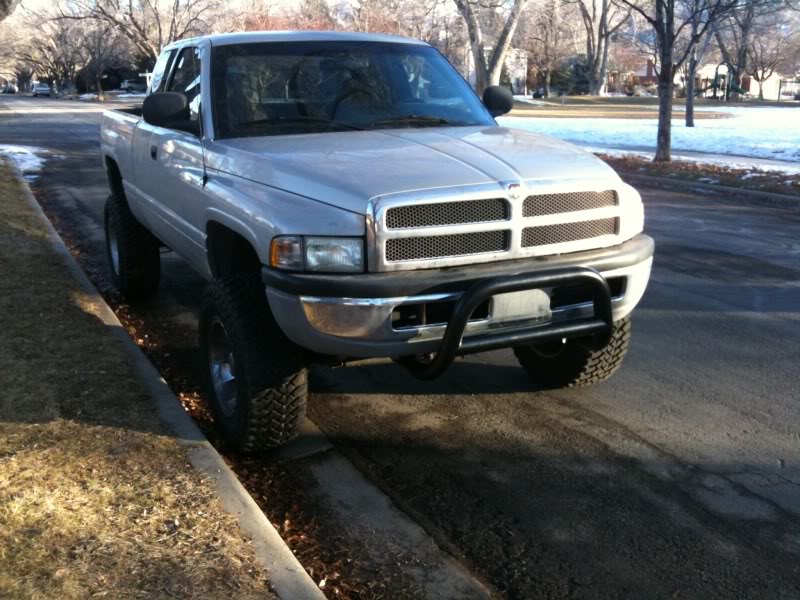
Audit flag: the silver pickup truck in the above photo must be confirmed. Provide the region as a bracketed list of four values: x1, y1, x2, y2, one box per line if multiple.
[101, 31, 654, 451]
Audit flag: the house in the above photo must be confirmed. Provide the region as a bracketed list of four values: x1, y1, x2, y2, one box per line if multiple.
[680, 63, 797, 100]
[611, 58, 797, 100]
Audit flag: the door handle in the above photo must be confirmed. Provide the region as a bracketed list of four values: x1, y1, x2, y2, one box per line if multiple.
[150, 145, 157, 160]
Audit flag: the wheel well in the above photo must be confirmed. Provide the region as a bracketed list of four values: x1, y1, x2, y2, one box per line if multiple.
[105, 156, 124, 198]
[206, 222, 262, 277]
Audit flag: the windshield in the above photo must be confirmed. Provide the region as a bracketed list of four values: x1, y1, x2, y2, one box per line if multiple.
[211, 41, 494, 139]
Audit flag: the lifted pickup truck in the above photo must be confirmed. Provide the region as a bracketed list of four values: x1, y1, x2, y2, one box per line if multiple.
[101, 31, 653, 451]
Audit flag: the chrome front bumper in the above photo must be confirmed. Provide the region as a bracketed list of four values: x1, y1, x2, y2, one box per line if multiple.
[264, 237, 653, 360]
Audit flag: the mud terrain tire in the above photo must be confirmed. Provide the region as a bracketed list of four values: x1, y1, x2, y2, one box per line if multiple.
[104, 193, 161, 300]
[200, 273, 307, 452]
[514, 316, 631, 388]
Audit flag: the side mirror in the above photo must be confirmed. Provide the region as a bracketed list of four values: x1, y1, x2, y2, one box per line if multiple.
[143, 92, 197, 133]
[482, 85, 514, 117]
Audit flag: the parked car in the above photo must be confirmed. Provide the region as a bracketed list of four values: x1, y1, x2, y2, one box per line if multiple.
[120, 79, 147, 93]
[2, 83, 18, 94]
[100, 31, 654, 452]
[32, 83, 51, 97]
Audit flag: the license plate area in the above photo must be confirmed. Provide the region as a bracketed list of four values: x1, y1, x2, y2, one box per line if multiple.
[491, 289, 552, 322]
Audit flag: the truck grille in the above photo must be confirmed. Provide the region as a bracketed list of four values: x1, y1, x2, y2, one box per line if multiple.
[522, 191, 617, 217]
[386, 231, 509, 262]
[522, 218, 617, 247]
[386, 198, 508, 229]
[374, 185, 626, 271]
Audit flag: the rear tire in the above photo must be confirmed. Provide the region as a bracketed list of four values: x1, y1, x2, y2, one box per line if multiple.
[514, 316, 631, 388]
[200, 273, 308, 452]
[104, 193, 161, 300]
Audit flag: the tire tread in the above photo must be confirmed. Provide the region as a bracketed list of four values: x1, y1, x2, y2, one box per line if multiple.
[200, 274, 307, 452]
[104, 193, 160, 299]
[514, 316, 631, 388]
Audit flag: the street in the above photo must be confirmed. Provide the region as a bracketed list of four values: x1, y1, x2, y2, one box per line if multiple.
[2, 94, 799, 598]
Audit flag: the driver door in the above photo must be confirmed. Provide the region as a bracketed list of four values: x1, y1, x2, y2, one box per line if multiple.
[133, 46, 207, 263]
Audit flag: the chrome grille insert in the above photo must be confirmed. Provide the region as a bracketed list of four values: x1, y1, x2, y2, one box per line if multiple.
[522, 218, 617, 247]
[523, 191, 617, 217]
[386, 231, 509, 262]
[386, 198, 509, 229]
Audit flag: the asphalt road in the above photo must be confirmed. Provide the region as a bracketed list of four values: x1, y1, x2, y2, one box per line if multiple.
[3, 95, 799, 599]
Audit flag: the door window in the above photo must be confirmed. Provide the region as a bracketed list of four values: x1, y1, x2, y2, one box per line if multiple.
[167, 47, 202, 123]
[149, 49, 177, 94]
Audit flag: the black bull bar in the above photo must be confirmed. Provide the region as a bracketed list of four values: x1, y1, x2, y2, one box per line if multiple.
[403, 266, 614, 380]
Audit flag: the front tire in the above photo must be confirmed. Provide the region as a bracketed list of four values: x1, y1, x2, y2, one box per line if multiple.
[104, 193, 160, 300]
[514, 316, 632, 388]
[200, 274, 308, 452]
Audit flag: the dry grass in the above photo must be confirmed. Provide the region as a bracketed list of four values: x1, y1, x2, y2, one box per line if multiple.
[510, 101, 727, 120]
[519, 95, 796, 108]
[596, 152, 800, 197]
[0, 161, 276, 600]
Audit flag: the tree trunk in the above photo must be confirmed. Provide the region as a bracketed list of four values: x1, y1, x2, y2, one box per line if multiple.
[486, 0, 528, 88]
[588, 40, 603, 95]
[544, 70, 551, 97]
[96, 77, 104, 101]
[455, 0, 488, 93]
[597, 37, 610, 95]
[472, 50, 488, 93]
[758, 80, 764, 100]
[685, 51, 697, 127]
[655, 64, 674, 162]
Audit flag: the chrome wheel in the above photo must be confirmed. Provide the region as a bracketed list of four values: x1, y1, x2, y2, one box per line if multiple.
[208, 317, 238, 417]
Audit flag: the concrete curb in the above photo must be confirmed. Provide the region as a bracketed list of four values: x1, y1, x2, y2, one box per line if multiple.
[9, 163, 325, 600]
[620, 172, 800, 208]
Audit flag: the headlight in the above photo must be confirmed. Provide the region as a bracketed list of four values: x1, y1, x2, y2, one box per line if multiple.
[270, 236, 364, 273]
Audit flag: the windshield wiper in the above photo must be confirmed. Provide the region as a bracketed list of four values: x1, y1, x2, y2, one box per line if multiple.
[236, 116, 364, 131]
[369, 115, 458, 128]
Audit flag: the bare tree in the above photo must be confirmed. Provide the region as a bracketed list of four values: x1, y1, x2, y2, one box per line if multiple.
[453, 0, 530, 94]
[520, 0, 581, 96]
[346, 0, 407, 33]
[569, 0, 630, 94]
[80, 23, 130, 99]
[57, 0, 220, 63]
[0, 0, 19, 22]
[13, 18, 84, 93]
[683, 0, 717, 126]
[714, 0, 783, 99]
[746, 11, 798, 99]
[617, 0, 740, 161]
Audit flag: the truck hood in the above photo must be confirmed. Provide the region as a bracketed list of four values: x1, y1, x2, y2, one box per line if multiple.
[211, 126, 621, 215]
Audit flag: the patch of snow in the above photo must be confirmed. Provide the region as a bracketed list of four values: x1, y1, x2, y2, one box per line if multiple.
[116, 93, 146, 100]
[513, 95, 548, 106]
[740, 172, 757, 180]
[0, 145, 62, 181]
[498, 106, 800, 166]
[79, 93, 98, 101]
[697, 177, 720, 184]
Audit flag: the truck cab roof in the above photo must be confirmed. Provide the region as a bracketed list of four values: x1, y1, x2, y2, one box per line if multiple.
[163, 30, 428, 51]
